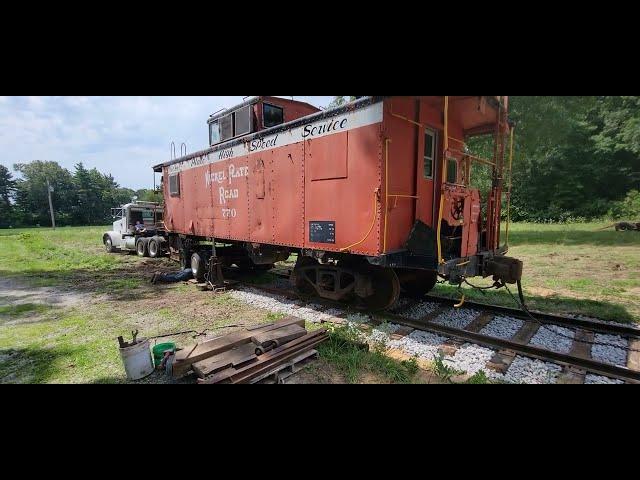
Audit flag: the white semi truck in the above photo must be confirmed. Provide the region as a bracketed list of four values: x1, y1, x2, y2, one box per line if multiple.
[103, 201, 168, 257]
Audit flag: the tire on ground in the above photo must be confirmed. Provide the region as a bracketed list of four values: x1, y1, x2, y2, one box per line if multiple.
[191, 252, 206, 282]
[136, 238, 149, 257]
[148, 237, 163, 258]
[104, 235, 115, 253]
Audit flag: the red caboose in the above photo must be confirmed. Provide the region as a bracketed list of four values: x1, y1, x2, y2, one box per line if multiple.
[153, 96, 522, 309]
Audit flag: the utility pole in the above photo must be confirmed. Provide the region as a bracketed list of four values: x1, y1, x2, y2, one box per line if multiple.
[47, 179, 56, 229]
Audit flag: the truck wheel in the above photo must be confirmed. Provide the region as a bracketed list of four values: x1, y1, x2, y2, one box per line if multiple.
[148, 238, 163, 258]
[136, 238, 149, 257]
[104, 236, 115, 253]
[191, 252, 206, 282]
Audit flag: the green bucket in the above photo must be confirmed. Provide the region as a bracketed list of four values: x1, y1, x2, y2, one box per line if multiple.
[152, 342, 176, 368]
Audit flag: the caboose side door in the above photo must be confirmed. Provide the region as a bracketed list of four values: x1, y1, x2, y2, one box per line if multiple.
[415, 126, 437, 228]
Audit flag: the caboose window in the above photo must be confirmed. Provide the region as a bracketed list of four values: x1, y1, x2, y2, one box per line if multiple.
[209, 121, 220, 146]
[424, 129, 436, 179]
[219, 114, 233, 142]
[234, 105, 252, 136]
[263, 103, 284, 128]
[169, 173, 180, 197]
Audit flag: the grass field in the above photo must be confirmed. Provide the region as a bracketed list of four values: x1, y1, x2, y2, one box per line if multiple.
[434, 222, 640, 323]
[0, 223, 638, 383]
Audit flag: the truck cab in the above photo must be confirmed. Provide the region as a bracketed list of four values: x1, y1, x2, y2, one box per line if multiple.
[103, 202, 167, 257]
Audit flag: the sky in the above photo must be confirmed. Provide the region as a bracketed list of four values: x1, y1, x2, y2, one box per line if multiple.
[0, 96, 334, 190]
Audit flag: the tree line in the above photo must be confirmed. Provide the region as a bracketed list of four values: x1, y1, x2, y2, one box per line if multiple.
[0, 161, 160, 228]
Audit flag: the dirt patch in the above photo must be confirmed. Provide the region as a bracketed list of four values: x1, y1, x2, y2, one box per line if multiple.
[527, 287, 558, 298]
[0, 277, 96, 310]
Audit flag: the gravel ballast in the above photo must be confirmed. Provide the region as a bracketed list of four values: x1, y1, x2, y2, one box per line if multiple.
[226, 286, 625, 384]
[591, 334, 628, 366]
[399, 301, 441, 320]
[432, 308, 479, 330]
[388, 330, 448, 359]
[495, 356, 562, 384]
[480, 315, 524, 339]
[229, 287, 343, 324]
[584, 374, 624, 385]
[444, 344, 495, 376]
[530, 325, 575, 354]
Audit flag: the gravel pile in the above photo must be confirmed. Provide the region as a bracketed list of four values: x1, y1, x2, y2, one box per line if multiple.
[432, 308, 479, 330]
[388, 297, 413, 313]
[584, 374, 624, 385]
[346, 313, 371, 325]
[494, 356, 562, 384]
[388, 330, 448, 358]
[399, 301, 441, 320]
[369, 323, 402, 344]
[444, 344, 495, 376]
[480, 315, 524, 339]
[591, 334, 628, 366]
[530, 325, 575, 354]
[229, 288, 345, 324]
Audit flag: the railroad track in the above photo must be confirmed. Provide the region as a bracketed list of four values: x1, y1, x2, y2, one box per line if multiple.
[222, 268, 640, 384]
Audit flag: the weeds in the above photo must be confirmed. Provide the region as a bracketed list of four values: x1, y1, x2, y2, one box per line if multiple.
[318, 325, 419, 384]
[432, 353, 463, 382]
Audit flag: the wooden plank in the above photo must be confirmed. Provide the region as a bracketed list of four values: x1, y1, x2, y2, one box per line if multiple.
[390, 325, 414, 340]
[465, 313, 495, 333]
[172, 316, 306, 377]
[253, 350, 319, 384]
[192, 344, 258, 378]
[511, 321, 541, 344]
[200, 330, 328, 384]
[486, 349, 516, 374]
[569, 330, 594, 360]
[251, 324, 307, 348]
[555, 330, 594, 384]
[557, 367, 587, 384]
[422, 306, 450, 322]
[486, 322, 540, 374]
[628, 339, 640, 372]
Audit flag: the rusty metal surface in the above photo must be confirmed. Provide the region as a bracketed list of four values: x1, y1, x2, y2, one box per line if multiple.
[161, 96, 508, 262]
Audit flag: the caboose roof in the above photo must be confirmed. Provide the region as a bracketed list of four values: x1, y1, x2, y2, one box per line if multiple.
[207, 96, 320, 125]
[153, 96, 507, 172]
[154, 96, 383, 172]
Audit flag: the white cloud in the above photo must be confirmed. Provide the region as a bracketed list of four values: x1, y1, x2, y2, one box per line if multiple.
[0, 96, 335, 189]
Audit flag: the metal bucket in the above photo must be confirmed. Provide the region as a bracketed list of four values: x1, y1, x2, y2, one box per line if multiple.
[119, 338, 154, 381]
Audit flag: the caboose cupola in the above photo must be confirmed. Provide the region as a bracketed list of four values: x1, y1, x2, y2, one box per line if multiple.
[207, 96, 320, 147]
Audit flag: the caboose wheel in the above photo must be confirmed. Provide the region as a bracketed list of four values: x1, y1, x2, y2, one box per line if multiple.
[396, 270, 438, 298]
[292, 256, 319, 295]
[358, 266, 400, 311]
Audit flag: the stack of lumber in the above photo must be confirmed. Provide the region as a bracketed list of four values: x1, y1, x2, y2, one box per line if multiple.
[171, 317, 327, 384]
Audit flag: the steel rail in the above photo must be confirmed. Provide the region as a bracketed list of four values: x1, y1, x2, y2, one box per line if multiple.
[230, 278, 640, 383]
[424, 294, 640, 338]
[374, 311, 640, 384]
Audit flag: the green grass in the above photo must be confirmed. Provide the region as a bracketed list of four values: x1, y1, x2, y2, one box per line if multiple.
[0, 303, 53, 318]
[0, 222, 638, 383]
[0, 226, 119, 284]
[433, 222, 640, 323]
[318, 325, 419, 383]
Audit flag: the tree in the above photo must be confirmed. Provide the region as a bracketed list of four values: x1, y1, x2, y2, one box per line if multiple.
[13, 161, 76, 226]
[135, 188, 162, 203]
[0, 165, 17, 227]
[328, 96, 358, 108]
